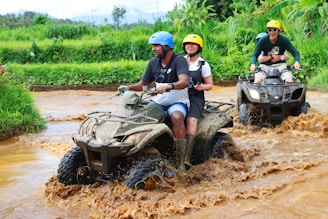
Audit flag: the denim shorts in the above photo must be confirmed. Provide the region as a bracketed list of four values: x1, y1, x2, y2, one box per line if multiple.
[162, 102, 188, 118]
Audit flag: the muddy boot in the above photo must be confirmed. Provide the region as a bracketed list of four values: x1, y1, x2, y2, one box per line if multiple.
[184, 134, 195, 168]
[175, 139, 187, 173]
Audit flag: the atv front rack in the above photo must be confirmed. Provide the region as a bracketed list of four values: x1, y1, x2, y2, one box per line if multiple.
[85, 111, 160, 125]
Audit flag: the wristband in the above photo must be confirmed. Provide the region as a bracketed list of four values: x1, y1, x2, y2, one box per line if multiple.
[169, 83, 174, 90]
[270, 54, 273, 59]
[280, 55, 284, 61]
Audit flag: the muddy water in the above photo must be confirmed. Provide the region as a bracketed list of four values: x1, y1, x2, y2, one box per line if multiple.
[1, 87, 328, 219]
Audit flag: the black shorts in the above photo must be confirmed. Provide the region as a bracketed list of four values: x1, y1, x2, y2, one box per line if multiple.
[188, 95, 205, 119]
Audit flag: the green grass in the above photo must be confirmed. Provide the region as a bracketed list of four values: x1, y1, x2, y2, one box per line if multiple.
[0, 77, 46, 139]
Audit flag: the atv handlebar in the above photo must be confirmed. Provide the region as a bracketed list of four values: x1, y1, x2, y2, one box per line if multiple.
[238, 65, 297, 81]
[117, 85, 158, 96]
[254, 65, 295, 73]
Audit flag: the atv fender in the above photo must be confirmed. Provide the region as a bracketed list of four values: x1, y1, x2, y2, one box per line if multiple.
[236, 82, 243, 111]
[193, 112, 233, 162]
[197, 112, 233, 136]
[125, 123, 174, 156]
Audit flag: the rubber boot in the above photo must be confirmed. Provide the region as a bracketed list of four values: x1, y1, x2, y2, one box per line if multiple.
[176, 139, 187, 173]
[184, 134, 195, 168]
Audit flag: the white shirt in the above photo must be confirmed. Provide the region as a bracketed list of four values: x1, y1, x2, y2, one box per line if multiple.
[186, 56, 211, 78]
[152, 82, 190, 107]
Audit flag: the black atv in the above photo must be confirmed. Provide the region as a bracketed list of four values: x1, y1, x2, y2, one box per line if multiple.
[236, 66, 310, 126]
[57, 88, 240, 190]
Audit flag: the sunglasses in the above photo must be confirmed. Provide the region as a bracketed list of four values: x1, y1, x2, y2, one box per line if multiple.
[267, 28, 278, 32]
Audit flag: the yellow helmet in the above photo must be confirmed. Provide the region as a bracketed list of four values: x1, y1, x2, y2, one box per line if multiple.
[182, 34, 204, 48]
[266, 20, 281, 30]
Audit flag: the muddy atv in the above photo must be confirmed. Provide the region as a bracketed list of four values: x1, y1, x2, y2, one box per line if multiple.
[236, 66, 310, 126]
[57, 89, 237, 189]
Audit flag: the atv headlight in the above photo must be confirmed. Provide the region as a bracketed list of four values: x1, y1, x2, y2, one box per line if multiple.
[248, 88, 261, 101]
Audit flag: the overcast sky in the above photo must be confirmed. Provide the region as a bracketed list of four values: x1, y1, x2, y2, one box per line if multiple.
[0, 0, 183, 19]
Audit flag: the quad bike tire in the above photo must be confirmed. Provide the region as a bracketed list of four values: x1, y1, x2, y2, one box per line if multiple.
[124, 155, 175, 190]
[238, 103, 250, 125]
[57, 146, 95, 185]
[239, 103, 263, 125]
[289, 102, 310, 117]
[211, 132, 245, 162]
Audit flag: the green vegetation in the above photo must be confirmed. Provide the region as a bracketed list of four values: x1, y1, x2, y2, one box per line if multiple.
[0, 76, 46, 140]
[0, 0, 327, 139]
[7, 61, 147, 86]
[0, 0, 327, 84]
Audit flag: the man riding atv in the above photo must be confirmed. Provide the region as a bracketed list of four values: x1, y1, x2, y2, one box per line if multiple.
[120, 31, 190, 173]
[57, 87, 237, 189]
[57, 32, 240, 190]
[249, 20, 301, 84]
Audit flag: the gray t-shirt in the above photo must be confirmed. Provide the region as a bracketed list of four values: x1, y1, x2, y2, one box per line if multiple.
[142, 53, 190, 106]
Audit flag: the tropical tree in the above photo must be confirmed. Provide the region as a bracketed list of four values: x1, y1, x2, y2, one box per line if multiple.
[167, 0, 216, 37]
[201, 0, 234, 21]
[112, 5, 127, 29]
[286, 0, 328, 36]
[33, 13, 51, 25]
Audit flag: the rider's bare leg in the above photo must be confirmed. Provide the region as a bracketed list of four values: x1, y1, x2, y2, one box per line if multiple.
[284, 77, 294, 83]
[254, 77, 263, 84]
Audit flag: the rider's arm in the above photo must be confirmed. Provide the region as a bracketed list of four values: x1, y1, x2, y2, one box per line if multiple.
[194, 75, 213, 91]
[194, 62, 213, 91]
[257, 54, 272, 63]
[286, 41, 301, 69]
[173, 55, 190, 90]
[127, 81, 150, 91]
[284, 36, 301, 63]
[173, 74, 190, 90]
[283, 52, 290, 61]
[250, 44, 262, 72]
[156, 74, 189, 94]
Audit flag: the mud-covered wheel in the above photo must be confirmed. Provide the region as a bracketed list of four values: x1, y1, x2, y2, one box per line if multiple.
[57, 146, 95, 185]
[211, 132, 245, 162]
[239, 103, 249, 125]
[239, 103, 263, 125]
[289, 102, 310, 116]
[124, 156, 175, 190]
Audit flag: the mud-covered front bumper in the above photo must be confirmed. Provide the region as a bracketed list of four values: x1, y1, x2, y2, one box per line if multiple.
[72, 134, 134, 174]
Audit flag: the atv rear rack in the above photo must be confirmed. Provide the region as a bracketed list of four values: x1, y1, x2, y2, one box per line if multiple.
[204, 101, 235, 113]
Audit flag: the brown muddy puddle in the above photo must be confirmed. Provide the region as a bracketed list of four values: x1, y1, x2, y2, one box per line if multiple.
[1, 87, 328, 219]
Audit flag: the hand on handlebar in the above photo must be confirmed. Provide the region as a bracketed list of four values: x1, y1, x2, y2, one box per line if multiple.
[293, 62, 301, 70]
[157, 85, 169, 94]
[250, 64, 256, 72]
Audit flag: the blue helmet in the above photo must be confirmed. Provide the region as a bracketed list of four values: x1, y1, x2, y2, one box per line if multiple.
[148, 31, 174, 49]
[256, 32, 268, 42]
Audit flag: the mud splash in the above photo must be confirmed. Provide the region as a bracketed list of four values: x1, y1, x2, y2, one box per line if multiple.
[43, 111, 328, 219]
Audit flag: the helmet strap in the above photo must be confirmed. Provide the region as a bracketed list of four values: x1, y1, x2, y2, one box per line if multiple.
[187, 49, 201, 58]
[159, 45, 169, 59]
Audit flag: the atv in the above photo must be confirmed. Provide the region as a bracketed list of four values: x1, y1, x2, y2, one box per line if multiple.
[57, 88, 238, 190]
[236, 66, 310, 126]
